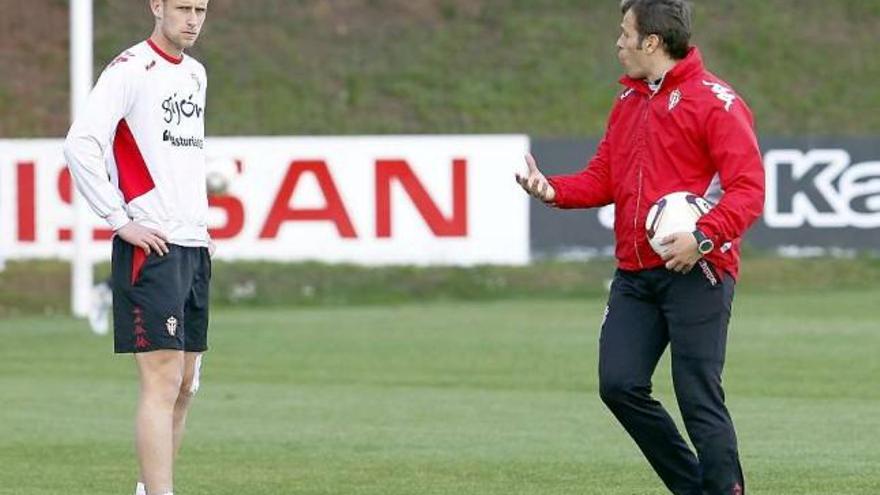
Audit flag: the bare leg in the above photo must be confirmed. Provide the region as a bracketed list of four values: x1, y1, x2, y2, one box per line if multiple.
[135, 350, 185, 495]
[138, 352, 203, 490]
[172, 353, 203, 458]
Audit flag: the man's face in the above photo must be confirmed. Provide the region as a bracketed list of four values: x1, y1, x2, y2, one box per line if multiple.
[616, 9, 651, 79]
[154, 0, 209, 50]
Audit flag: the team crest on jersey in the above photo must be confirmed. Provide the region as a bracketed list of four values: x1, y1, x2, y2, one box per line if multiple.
[702, 80, 736, 111]
[668, 89, 682, 111]
[165, 316, 178, 336]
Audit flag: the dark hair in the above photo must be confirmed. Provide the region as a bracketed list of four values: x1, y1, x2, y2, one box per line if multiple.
[621, 0, 692, 60]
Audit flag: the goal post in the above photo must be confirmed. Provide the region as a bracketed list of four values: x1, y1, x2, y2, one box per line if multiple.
[70, 0, 94, 318]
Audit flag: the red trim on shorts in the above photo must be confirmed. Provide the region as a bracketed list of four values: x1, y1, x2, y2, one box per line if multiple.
[113, 119, 155, 203]
[131, 247, 147, 285]
[146, 38, 183, 64]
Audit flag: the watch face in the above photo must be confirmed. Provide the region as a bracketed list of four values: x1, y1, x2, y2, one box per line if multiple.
[699, 240, 714, 254]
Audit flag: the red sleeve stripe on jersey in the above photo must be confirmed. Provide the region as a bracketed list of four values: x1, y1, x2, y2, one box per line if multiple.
[146, 38, 183, 65]
[113, 119, 156, 203]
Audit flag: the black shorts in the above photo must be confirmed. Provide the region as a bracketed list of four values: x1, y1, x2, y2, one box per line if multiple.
[111, 236, 211, 354]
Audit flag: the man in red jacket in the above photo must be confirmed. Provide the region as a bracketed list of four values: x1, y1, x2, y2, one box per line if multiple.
[516, 1, 764, 494]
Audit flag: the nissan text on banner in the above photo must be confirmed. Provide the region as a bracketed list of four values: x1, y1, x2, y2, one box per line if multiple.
[0, 135, 531, 265]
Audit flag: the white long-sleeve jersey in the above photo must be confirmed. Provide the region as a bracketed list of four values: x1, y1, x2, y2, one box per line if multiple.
[64, 39, 210, 247]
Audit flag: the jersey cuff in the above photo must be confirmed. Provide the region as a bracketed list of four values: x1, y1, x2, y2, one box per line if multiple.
[106, 210, 131, 231]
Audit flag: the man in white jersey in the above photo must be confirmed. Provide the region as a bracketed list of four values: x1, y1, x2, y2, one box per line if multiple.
[63, 2, 211, 494]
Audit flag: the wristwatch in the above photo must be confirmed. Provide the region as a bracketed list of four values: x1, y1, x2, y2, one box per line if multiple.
[692, 229, 714, 255]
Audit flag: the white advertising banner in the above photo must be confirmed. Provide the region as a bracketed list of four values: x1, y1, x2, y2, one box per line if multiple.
[0, 136, 531, 265]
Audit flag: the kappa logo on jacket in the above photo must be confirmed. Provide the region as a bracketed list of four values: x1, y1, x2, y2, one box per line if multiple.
[702, 80, 736, 111]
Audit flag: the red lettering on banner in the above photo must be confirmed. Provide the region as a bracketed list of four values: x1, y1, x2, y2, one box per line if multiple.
[17, 162, 36, 242]
[208, 195, 245, 239]
[58, 168, 72, 204]
[259, 160, 357, 239]
[57, 167, 114, 241]
[375, 159, 468, 238]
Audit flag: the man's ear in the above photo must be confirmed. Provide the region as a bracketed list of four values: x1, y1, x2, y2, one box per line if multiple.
[150, 0, 163, 19]
[643, 34, 661, 55]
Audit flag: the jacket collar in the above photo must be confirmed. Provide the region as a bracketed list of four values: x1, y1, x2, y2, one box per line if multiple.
[619, 46, 704, 96]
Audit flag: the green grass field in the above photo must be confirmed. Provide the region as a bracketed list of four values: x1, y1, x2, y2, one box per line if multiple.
[1, 289, 878, 494]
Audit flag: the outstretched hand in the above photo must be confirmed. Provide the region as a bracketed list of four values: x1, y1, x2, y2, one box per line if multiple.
[515, 153, 556, 203]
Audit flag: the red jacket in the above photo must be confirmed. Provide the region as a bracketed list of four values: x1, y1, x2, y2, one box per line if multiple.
[547, 47, 764, 279]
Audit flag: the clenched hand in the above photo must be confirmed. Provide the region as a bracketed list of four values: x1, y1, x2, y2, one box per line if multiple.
[660, 232, 701, 273]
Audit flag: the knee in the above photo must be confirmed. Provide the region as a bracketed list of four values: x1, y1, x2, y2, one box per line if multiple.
[179, 367, 202, 400]
[143, 372, 184, 406]
[180, 354, 204, 400]
[178, 377, 198, 401]
[599, 376, 637, 407]
[681, 404, 732, 442]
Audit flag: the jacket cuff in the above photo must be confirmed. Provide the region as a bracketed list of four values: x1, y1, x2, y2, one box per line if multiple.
[546, 177, 564, 207]
[696, 220, 722, 245]
[105, 210, 131, 231]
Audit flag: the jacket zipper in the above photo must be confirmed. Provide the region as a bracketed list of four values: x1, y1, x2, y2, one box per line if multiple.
[634, 169, 644, 268]
[633, 95, 651, 269]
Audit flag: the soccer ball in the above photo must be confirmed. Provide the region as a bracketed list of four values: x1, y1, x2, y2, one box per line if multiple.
[206, 170, 230, 195]
[205, 157, 239, 195]
[645, 191, 713, 255]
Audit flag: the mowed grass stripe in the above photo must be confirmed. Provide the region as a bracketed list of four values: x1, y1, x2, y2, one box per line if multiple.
[1, 291, 878, 494]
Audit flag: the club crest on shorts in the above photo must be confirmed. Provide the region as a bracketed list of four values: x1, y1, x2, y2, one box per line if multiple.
[165, 316, 178, 336]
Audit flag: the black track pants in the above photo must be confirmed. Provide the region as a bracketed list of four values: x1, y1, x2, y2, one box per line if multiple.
[598, 265, 745, 495]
